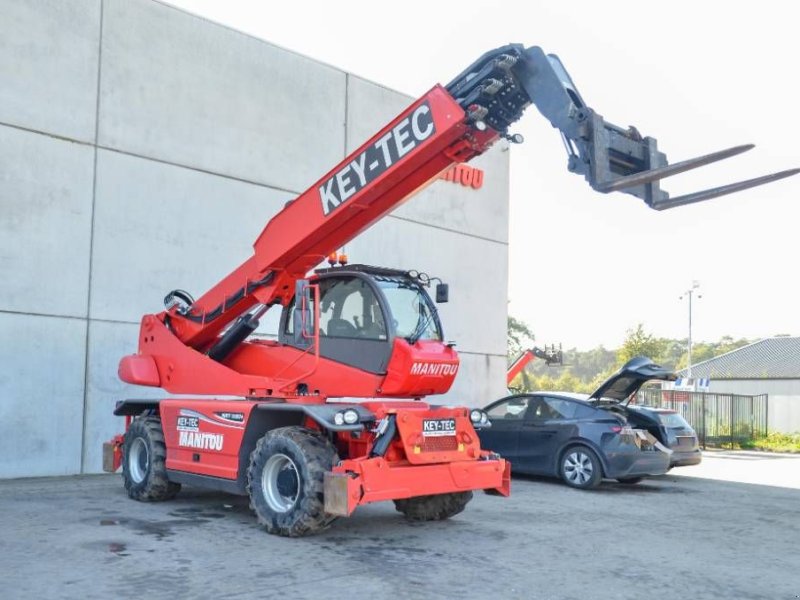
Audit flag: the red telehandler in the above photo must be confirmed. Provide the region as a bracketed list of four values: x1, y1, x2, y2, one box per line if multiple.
[104, 44, 797, 536]
[507, 345, 564, 387]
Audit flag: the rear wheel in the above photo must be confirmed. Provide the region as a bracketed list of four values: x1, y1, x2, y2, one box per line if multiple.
[617, 477, 644, 485]
[394, 491, 473, 521]
[559, 445, 602, 490]
[247, 426, 339, 537]
[123, 416, 181, 501]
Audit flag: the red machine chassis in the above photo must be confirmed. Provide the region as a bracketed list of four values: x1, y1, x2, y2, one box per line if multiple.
[106, 398, 510, 515]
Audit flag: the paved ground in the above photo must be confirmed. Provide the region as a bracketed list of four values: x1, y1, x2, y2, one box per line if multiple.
[2, 452, 800, 600]
[672, 448, 800, 489]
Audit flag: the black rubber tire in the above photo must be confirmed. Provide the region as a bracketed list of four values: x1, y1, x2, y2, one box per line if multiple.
[246, 426, 339, 537]
[393, 491, 473, 521]
[123, 416, 181, 501]
[617, 477, 644, 485]
[559, 445, 603, 490]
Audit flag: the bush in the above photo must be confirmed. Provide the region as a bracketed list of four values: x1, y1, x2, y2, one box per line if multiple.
[740, 433, 800, 453]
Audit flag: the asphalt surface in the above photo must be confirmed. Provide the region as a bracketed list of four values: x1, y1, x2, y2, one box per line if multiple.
[2, 452, 799, 600]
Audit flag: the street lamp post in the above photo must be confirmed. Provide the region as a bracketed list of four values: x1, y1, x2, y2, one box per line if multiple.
[679, 281, 702, 378]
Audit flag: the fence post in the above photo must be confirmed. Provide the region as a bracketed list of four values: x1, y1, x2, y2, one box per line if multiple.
[730, 395, 734, 449]
[701, 394, 706, 450]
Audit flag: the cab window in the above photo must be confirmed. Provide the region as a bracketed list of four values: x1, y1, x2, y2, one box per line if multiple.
[285, 277, 387, 340]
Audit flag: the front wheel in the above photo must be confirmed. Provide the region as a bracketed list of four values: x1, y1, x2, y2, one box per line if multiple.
[559, 445, 602, 490]
[247, 426, 339, 537]
[394, 491, 473, 521]
[123, 416, 181, 501]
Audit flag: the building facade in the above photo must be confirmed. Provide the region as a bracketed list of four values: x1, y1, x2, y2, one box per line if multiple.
[678, 337, 800, 434]
[0, 0, 510, 478]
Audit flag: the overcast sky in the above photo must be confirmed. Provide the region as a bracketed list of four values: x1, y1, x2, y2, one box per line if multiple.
[164, 0, 799, 350]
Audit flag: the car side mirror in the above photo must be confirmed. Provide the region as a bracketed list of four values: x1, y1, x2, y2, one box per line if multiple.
[435, 283, 449, 303]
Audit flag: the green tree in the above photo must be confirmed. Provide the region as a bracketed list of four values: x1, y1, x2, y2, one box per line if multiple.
[507, 315, 535, 360]
[554, 370, 581, 392]
[617, 324, 665, 366]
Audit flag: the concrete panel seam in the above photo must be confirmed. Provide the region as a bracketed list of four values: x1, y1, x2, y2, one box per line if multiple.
[349, 74, 413, 102]
[89, 317, 140, 326]
[0, 120, 94, 149]
[343, 74, 349, 162]
[81, 0, 105, 474]
[385, 214, 509, 246]
[96, 145, 300, 195]
[0, 126, 509, 246]
[0, 119, 301, 196]
[458, 351, 508, 358]
[0, 309, 89, 322]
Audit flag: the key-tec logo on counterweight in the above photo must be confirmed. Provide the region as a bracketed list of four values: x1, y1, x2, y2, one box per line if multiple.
[319, 101, 436, 216]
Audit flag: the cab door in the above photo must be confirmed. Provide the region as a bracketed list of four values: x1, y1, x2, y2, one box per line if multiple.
[280, 275, 393, 374]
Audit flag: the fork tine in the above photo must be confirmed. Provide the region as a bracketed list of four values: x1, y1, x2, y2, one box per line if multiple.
[596, 144, 755, 193]
[650, 168, 800, 210]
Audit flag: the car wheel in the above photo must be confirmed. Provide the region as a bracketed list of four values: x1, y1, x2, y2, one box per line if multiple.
[616, 477, 644, 484]
[560, 445, 602, 489]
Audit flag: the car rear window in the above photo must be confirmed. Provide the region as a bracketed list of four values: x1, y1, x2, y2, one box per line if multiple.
[657, 412, 690, 428]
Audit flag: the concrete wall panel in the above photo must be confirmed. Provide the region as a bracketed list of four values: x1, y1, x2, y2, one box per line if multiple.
[347, 217, 508, 357]
[0, 125, 95, 317]
[442, 353, 508, 408]
[99, 0, 347, 192]
[82, 320, 165, 473]
[0, 313, 86, 477]
[767, 396, 800, 434]
[346, 76, 510, 243]
[0, 0, 100, 141]
[90, 149, 292, 323]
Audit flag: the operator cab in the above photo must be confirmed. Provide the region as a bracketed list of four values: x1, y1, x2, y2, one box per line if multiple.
[279, 265, 445, 374]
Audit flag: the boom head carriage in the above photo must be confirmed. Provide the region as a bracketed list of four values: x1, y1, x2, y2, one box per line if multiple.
[447, 44, 798, 209]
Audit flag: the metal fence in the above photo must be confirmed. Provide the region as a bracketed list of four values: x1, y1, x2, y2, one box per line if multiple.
[634, 389, 769, 448]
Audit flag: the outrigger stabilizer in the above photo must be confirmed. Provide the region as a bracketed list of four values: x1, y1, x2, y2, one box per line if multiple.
[447, 45, 799, 210]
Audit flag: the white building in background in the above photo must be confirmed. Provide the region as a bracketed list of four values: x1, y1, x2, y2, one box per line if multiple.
[676, 337, 800, 434]
[0, 0, 509, 478]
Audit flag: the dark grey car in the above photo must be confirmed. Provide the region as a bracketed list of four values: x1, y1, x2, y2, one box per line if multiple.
[479, 357, 678, 489]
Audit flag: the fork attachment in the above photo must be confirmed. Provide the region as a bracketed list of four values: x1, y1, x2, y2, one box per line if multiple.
[450, 45, 799, 210]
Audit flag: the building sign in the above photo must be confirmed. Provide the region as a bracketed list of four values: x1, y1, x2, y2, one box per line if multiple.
[663, 377, 711, 392]
[439, 164, 484, 190]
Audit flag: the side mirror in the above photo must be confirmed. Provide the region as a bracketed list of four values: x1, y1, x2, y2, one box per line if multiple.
[435, 283, 449, 303]
[292, 280, 314, 348]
